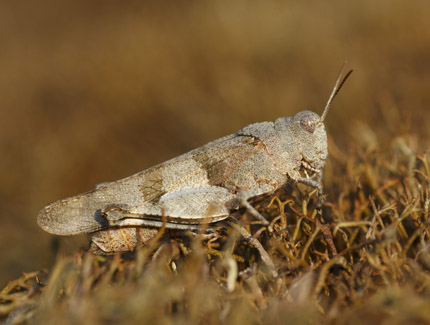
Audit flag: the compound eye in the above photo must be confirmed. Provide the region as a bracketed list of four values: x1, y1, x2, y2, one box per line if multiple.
[300, 113, 316, 133]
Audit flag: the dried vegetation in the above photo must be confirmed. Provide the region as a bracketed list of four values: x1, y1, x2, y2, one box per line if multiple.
[2, 132, 430, 324]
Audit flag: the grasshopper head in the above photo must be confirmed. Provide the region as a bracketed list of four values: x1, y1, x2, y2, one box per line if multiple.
[292, 110, 328, 173]
[291, 65, 352, 175]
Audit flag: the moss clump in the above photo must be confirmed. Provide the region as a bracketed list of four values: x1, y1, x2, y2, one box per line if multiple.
[2, 134, 430, 324]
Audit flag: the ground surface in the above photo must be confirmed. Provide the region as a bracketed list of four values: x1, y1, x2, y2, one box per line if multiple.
[2, 136, 430, 323]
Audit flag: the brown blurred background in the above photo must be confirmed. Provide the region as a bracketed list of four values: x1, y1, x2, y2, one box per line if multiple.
[0, 0, 429, 285]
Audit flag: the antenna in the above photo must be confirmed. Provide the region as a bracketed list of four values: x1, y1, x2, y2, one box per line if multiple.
[320, 63, 353, 122]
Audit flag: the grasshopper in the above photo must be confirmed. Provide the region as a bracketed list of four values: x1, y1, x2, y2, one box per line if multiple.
[38, 66, 352, 254]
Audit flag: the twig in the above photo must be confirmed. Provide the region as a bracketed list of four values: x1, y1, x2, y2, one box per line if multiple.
[227, 221, 278, 279]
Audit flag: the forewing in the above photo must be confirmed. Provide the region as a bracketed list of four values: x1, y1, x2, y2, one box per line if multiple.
[38, 133, 264, 235]
[140, 134, 263, 199]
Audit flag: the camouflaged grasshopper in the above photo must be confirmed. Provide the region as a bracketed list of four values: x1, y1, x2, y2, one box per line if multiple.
[38, 66, 352, 254]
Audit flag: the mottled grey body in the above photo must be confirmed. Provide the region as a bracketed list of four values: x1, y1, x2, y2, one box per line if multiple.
[38, 66, 352, 254]
[38, 110, 326, 236]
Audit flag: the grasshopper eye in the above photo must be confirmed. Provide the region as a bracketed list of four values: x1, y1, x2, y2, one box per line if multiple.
[300, 113, 316, 133]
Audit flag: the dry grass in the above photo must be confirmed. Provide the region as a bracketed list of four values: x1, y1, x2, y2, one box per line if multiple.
[1, 0, 430, 281]
[2, 132, 430, 324]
